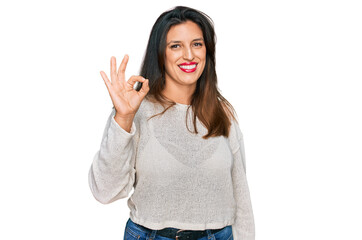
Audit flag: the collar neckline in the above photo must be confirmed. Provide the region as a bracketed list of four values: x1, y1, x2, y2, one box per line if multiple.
[175, 102, 191, 107]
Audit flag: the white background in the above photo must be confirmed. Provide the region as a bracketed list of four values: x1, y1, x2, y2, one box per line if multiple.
[0, 0, 361, 239]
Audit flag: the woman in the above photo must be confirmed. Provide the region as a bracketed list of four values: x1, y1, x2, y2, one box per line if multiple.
[88, 6, 255, 240]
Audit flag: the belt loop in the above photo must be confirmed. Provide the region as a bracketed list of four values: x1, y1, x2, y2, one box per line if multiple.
[206, 229, 215, 240]
[148, 229, 157, 240]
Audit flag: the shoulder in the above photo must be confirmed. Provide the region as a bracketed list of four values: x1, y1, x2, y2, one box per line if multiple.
[228, 115, 244, 154]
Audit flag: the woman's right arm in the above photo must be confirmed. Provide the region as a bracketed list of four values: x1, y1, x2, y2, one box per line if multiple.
[88, 107, 138, 204]
[88, 55, 149, 204]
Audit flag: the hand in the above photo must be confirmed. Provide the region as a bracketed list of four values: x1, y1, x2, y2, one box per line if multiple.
[100, 55, 149, 118]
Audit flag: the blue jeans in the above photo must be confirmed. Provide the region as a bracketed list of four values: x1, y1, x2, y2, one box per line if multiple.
[124, 218, 233, 240]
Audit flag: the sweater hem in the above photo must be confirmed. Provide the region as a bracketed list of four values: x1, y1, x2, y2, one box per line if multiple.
[129, 215, 235, 231]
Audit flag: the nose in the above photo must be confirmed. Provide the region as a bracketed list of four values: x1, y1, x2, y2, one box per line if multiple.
[183, 46, 194, 61]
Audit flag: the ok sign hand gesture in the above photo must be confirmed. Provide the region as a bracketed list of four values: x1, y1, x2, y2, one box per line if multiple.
[100, 55, 149, 119]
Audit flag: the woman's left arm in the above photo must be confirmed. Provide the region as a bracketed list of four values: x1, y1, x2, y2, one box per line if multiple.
[230, 120, 256, 240]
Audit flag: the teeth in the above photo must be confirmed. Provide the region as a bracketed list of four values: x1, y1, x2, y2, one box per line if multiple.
[179, 64, 197, 70]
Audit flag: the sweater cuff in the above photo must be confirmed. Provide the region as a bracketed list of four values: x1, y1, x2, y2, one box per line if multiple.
[110, 114, 137, 137]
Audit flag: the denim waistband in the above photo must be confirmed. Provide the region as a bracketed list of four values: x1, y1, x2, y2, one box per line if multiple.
[126, 218, 228, 240]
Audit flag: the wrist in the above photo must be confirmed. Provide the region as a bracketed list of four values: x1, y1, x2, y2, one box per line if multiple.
[114, 113, 135, 133]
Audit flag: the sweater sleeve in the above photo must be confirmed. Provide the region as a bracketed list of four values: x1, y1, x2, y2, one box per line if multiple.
[230, 120, 256, 240]
[88, 107, 138, 204]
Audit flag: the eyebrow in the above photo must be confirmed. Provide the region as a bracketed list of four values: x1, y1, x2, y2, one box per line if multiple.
[167, 38, 204, 45]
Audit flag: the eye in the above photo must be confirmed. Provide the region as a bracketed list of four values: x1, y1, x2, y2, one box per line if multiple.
[170, 44, 180, 49]
[194, 42, 203, 47]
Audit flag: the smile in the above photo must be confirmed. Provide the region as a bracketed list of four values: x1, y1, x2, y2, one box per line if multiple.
[178, 63, 197, 73]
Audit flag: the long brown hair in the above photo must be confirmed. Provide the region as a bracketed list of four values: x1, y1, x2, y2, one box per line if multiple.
[137, 6, 238, 139]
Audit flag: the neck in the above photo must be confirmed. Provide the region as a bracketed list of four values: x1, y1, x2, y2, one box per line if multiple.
[161, 79, 196, 105]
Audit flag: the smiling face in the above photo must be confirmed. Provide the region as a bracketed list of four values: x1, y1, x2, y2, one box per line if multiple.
[164, 20, 206, 90]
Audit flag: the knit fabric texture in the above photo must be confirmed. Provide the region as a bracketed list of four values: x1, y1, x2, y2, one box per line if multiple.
[88, 97, 255, 240]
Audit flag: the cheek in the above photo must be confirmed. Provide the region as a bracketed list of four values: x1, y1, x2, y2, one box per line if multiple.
[196, 49, 206, 61]
[165, 50, 182, 63]
[164, 54, 174, 70]
[202, 49, 207, 60]
[199, 51, 207, 72]
[199, 52, 206, 66]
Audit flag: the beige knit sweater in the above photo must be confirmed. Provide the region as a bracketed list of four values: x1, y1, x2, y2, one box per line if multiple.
[88, 97, 255, 240]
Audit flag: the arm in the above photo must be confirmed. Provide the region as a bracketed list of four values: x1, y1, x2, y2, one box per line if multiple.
[88, 107, 138, 204]
[230, 120, 256, 240]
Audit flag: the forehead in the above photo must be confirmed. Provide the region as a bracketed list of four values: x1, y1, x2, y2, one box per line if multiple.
[166, 20, 203, 41]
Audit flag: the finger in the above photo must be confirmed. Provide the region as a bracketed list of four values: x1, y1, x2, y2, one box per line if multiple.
[111, 56, 117, 82]
[138, 79, 149, 97]
[100, 71, 112, 91]
[127, 75, 146, 88]
[118, 54, 129, 82]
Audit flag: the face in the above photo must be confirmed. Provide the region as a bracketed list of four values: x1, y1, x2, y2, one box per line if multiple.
[164, 20, 206, 89]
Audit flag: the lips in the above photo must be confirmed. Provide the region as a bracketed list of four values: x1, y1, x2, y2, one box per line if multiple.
[178, 62, 198, 73]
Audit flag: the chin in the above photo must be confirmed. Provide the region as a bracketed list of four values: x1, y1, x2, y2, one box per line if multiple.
[181, 73, 202, 82]
[179, 77, 198, 85]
